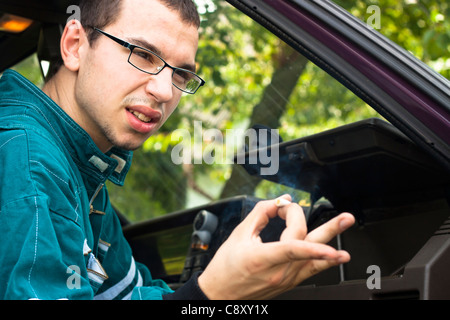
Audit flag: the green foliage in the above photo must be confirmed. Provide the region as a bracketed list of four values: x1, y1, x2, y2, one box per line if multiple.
[115, 0, 449, 221]
[8, 0, 449, 222]
[334, 0, 449, 78]
[8, 54, 44, 87]
[106, 149, 187, 222]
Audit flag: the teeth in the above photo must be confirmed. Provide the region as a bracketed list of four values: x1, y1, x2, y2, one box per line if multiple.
[130, 110, 152, 123]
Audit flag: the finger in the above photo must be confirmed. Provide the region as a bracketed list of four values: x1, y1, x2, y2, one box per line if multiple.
[295, 250, 351, 281]
[279, 203, 307, 241]
[240, 195, 292, 237]
[305, 212, 355, 244]
[260, 240, 340, 266]
[244, 200, 279, 237]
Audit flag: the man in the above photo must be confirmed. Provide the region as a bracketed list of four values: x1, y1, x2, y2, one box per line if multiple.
[0, 0, 354, 300]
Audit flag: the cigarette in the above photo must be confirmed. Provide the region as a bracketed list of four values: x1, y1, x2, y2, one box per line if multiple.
[275, 197, 291, 207]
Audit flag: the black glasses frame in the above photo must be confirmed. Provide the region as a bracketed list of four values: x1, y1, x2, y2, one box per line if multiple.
[93, 27, 205, 94]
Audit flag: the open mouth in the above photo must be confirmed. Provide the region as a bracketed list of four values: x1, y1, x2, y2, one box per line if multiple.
[128, 109, 153, 123]
[125, 106, 162, 134]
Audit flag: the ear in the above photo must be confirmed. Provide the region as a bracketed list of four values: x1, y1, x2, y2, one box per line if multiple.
[60, 19, 87, 72]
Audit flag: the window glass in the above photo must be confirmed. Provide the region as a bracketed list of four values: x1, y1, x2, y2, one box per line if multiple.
[107, 0, 381, 222]
[1, 53, 44, 86]
[3, 1, 446, 224]
[333, 0, 449, 79]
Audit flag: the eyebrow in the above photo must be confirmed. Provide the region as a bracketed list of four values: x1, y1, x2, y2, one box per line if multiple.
[127, 37, 197, 72]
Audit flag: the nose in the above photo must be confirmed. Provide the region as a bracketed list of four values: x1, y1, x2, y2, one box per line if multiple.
[145, 67, 174, 102]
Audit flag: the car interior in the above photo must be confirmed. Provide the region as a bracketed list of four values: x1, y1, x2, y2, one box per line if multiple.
[1, 0, 449, 299]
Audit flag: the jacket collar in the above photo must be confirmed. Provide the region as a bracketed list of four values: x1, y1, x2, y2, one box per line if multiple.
[0, 70, 132, 186]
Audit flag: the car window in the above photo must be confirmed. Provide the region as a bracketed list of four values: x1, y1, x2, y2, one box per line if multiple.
[332, 0, 449, 79]
[106, 0, 382, 222]
[3, 53, 44, 87]
[3, 0, 447, 224]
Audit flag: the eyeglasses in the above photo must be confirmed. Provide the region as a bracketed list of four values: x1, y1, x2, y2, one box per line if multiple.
[93, 28, 205, 94]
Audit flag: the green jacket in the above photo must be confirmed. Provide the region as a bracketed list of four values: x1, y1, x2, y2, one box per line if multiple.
[0, 70, 174, 300]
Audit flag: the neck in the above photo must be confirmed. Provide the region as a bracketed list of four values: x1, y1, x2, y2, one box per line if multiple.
[43, 69, 73, 112]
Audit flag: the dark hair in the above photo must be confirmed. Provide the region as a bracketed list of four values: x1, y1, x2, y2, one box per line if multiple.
[46, 0, 200, 80]
[81, 0, 201, 44]
[158, 0, 201, 28]
[80, 0, 123, 44]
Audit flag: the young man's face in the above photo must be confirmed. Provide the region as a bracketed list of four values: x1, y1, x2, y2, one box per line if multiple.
[74, 0, 199, 152]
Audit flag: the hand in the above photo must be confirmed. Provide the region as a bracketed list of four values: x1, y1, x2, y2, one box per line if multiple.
[198, 195, 355, 300]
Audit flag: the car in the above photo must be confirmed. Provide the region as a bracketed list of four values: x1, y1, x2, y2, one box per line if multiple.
[1, 0, 449, 300]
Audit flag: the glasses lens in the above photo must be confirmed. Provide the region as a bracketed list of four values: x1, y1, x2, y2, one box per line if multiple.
[129, 47, 164, 74]
[129, 46, 202, 94]
[173, 69, 201, 93]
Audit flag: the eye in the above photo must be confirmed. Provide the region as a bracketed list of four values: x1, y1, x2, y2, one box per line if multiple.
[133, 49, 155, 63]
[174, 70, 193, 84]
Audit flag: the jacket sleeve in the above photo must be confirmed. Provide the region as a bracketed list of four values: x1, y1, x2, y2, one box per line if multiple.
[90, 189, 176, 300]
[0, 130, 95, 300]
[97, 190, 208, 300]
[0, 129, 207, 300]
[161, 272, 209, 300]
[0, 194, 95, 300]
[131, 265, 208, 300]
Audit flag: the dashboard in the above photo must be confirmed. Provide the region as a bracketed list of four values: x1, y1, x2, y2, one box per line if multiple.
[123, 118, 450, 298]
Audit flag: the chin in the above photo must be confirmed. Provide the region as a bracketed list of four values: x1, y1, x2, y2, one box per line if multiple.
[104, 127, 150, 152]
[114, 141, 145, 151]
[107, 135, 146, 151]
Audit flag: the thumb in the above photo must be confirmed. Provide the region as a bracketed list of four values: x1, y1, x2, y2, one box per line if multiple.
[240, 195, 292, 238]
